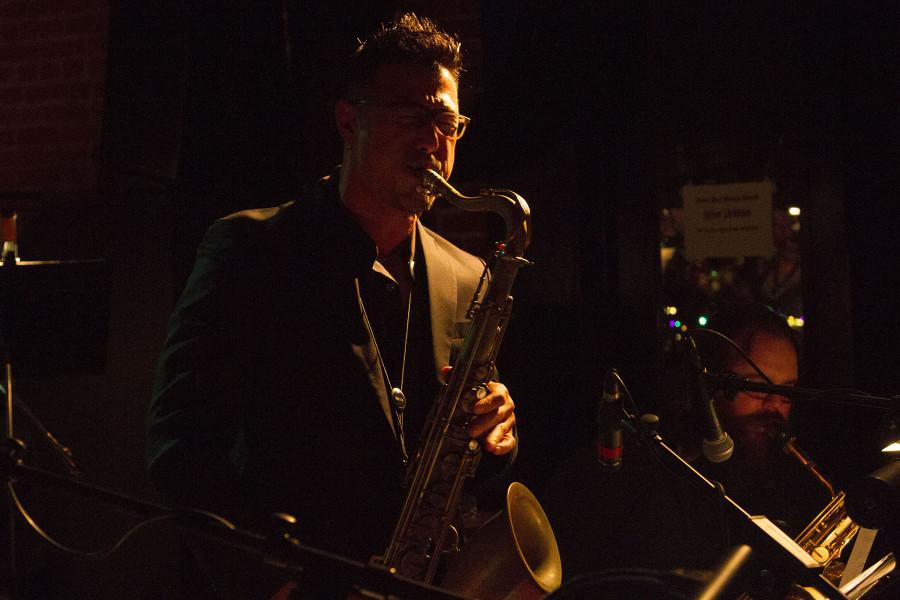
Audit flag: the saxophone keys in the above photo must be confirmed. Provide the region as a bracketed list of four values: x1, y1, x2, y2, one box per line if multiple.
[810, 546, 831, 564]
[460, 383, 491, 413]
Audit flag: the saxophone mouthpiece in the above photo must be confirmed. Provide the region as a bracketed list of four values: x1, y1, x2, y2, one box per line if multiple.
[776, 427, 796, 446]
[419, 168, 441, 191]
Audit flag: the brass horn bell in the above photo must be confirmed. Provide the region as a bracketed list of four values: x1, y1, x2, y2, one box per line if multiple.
[441, 482, 563, 600]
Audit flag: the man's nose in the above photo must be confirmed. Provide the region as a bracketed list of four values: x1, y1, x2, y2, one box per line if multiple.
[415, 121, 442, 154]
[761, 394, 791, 419]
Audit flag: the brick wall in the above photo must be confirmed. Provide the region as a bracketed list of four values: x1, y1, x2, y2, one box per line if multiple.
[0, 0, 110, 194]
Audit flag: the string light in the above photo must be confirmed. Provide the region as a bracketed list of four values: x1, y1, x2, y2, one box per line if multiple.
[698, 316, 708, 326]
[788, 206, 801, 216]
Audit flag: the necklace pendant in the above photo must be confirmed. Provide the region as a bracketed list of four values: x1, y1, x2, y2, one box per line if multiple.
[390, 387, 407, 412]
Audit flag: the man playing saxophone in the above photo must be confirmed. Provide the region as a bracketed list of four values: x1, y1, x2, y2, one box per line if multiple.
[544, 304, 834, 586]
[687, 303, 809, 524]
[146, 13, 516, 598]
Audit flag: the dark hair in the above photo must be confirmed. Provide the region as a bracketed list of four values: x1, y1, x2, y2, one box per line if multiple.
[343, 13, 463, 99]
[700, 303, 800, 374]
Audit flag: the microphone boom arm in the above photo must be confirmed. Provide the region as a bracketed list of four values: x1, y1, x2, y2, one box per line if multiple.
[704, 374, 897, 411]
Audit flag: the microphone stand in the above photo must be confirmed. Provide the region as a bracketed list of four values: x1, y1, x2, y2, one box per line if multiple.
[3, 362, 18, 600]
[2, 220, 20, 599]
[0, 241, 110, 598]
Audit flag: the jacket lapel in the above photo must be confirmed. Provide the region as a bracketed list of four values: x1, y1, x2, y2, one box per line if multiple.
[418, 220, 459, 378]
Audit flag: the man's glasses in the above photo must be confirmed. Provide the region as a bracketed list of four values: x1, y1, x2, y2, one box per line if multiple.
[727, 375, 793, 404]
[352, 100, 470, 140]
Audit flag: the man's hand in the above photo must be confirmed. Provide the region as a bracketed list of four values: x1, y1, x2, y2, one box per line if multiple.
[467, 381, 516, 456]
[439, 367, 516, 456]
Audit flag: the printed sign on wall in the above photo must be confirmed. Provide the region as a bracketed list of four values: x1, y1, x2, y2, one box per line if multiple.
[681, 180, 774, 260]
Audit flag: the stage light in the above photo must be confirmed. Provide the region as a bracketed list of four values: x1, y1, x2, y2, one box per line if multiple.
[787, 315, 805, 329]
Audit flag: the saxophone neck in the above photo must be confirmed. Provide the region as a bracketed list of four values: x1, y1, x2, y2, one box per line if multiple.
[420, 169, 531, 256]
[781, 433, 836, 498]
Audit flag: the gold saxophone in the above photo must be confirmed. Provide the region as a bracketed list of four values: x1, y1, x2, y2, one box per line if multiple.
[735, 436, 860, 600]
[783, 434, 860, 591]
[371, 170, 562, 599]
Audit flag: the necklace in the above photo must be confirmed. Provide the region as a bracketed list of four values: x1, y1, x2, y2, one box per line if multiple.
[355, 227, 417, 464]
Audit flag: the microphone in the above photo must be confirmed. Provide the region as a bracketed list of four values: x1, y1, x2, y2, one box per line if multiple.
[1, 210, 18, 265]
[685, 336, 734, 463]
[597, 370, 624, 471]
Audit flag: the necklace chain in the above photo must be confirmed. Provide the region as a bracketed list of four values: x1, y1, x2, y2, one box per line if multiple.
[354, 229, 417, 464]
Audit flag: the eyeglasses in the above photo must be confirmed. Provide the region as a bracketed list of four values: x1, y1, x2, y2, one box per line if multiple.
[728, 376, 793, 404]
[738, 389, 792, 404]
[352, 100, 470, 140]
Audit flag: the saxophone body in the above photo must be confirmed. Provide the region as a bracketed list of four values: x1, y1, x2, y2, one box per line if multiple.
[782, 435, 860, 572]
[781, 435, 860, 598]
[371, 170, 561, 598]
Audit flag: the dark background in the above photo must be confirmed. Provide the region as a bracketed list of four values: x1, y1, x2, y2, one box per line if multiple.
[1, 1, 899, 597]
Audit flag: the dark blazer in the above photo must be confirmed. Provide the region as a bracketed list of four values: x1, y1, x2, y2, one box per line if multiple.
[147, 173, 489, 563]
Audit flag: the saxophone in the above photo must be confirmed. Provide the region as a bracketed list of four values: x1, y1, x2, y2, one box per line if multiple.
[735, 436, 861, 600]
[371, 170, 561, 598]
[782, 434, 860, 585]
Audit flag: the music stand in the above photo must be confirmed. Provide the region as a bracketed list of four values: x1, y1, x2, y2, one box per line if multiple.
[1, 257, 111, 598]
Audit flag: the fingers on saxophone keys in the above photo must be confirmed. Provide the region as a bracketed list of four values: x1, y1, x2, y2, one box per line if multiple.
[470, 382, 511, 415]
[484, 415, 517, 456]
[467, 399, 514, 440]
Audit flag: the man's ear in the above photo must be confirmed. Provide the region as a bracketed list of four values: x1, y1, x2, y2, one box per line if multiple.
[335, 100, 358, 145]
